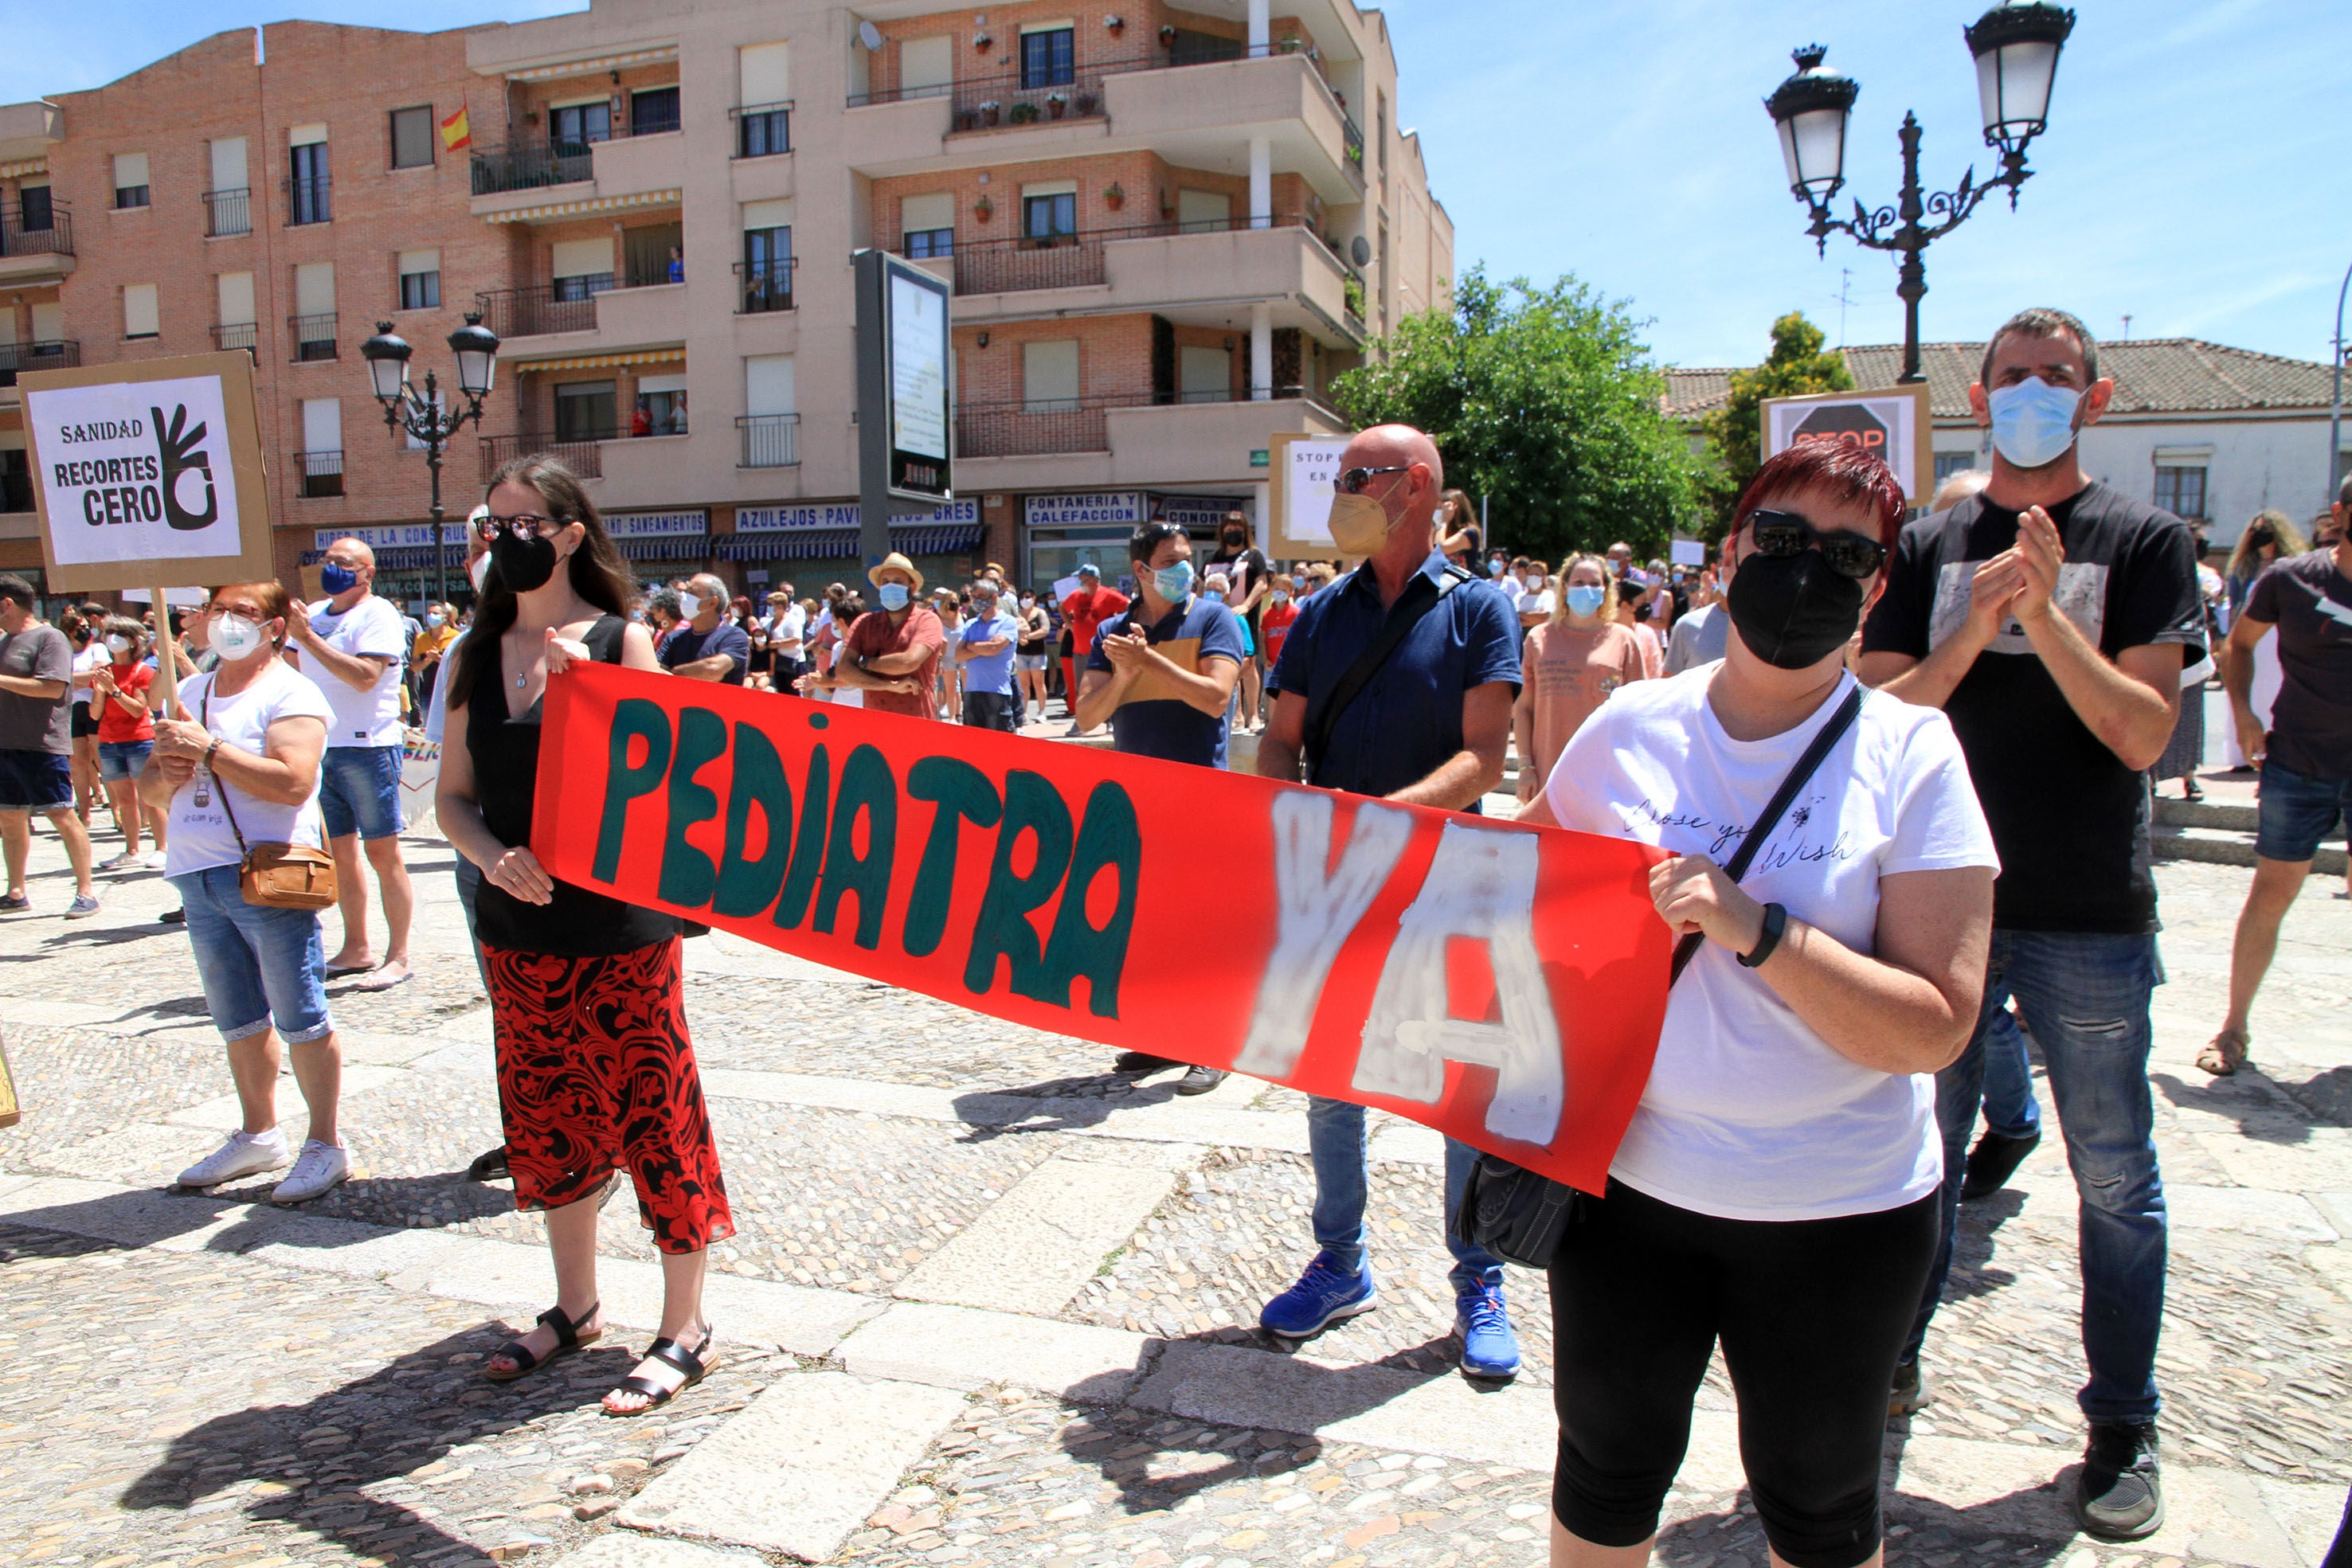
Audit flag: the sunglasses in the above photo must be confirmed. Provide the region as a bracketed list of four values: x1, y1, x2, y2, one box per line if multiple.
[1744, 508, 1888, 580]
[475, 513, 574, 542]
[1333, 465, 1412, 495]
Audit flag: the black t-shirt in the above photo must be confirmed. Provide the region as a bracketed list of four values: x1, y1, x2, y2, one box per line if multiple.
[1861, 481, 2201, 933]
[2245, 549, 2352, 782]
[1207, 545, 1270, 632]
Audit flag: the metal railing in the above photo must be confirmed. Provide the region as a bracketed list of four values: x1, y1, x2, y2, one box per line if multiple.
[202, 187, 250, 237]
[295, 449, 344, 499]
[1, 203, 72, 259]
[288, 313, 339, 362]
[735, 256, 796, 314]
[284, 174, 331, 225]
[731, 101, 792, 158]
[0, 471, 29, 513]
[479, 432, 606, 483]
[211, 322, 258, 357]
[737, 413, 800, 467]
[469, 111, 680, 196]
[957, 393, 1155, 457]
[473, 277, 615, 338]
[941, 213, 1321, 295]
[0, 339, 78, 387]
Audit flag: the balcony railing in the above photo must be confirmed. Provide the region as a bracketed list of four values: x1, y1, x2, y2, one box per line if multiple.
[211, 322, 259, 358]
[736, 257, 796, 314]
[941, 213, 1323, 295]
[284, 174, 331, 225]
[202, 187, 251, 237]
[0, 339, 80, 387]
[1, 204, 72, 259]
[730, 101, 792, 158]
[289, 313, 338, 362]
[737, 413, 800, 468]
[469, 114, 680, 197]
[957, 393, 1149, 457]
[480, 432, 607, 483]
[1, 471, 30, 513]
[473, 277, 614, 338]
[295, 449, 343, 499]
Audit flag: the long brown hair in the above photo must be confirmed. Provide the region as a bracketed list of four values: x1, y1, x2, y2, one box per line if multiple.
[447, 454, 635, 710]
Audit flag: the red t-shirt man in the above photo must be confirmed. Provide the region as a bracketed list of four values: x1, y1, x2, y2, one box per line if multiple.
[1060, 571, 1130, 669]
[839, 604, 946, 719]
[1261, 596, 1299, 668]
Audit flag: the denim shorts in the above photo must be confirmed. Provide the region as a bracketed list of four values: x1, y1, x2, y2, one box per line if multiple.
[2256, 760, 2352, 863]
[319, 744, 405, 841]
[98, 739, 154, 782]
[170, 863, 335, 1045]
[0, 748, 72, 812]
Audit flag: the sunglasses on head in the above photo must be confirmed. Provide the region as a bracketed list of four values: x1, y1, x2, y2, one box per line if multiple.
[1333, 464, 1412, 495]
[1743, 508, 1888, 580]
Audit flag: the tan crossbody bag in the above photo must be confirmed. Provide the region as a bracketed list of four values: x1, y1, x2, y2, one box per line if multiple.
[202, 684, 339, 912]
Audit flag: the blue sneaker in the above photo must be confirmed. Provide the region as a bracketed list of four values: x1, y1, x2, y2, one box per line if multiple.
[1454, 1282, 1521, 1379]
[1259, 1251, 1378, 1339]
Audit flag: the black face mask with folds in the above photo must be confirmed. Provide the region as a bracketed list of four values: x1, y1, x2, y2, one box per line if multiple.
[490, 532, 560, 593]
[1726, 549, 1865, 670]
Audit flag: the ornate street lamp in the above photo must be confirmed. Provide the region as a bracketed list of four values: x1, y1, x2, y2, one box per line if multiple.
[1766, 2, 2076, 384]
[362, 314, 500, 606]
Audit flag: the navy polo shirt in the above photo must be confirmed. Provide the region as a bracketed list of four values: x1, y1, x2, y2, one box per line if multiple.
[1268, 550, 1520, 806]
[1087, 595, 1247, 768]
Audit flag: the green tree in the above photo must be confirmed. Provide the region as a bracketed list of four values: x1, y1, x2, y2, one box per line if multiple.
[1695, 311, 1853, 537]
[1330, 267, 1700, 563]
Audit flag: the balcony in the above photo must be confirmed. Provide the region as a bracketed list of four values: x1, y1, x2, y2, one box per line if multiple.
[480, 432, 607, 483]
[202, 188, 251, 237]
[211, 322, 259, 358]
[295, 450, 344, 499]
[288, 313, 338, 362]
[736, 257, 796, 315]
[1106, 53, 1364, 199]
[731, 102, 792, 158]
[476, 276, 612, 338]
[738, 413, 800, 468]
[0, 338, 79, 388]
[470, 111, 683, 198]
[958, 393, 1144, 458]
[284, 174, 331, 226]
[956, 385, 1344, 488]
[0, 202, 73, 284]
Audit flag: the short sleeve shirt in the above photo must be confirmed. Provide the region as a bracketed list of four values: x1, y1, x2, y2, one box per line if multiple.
[2245, 549, 2352, 781]
[659, 619, 752, 684]
[96, 660, 156, 744]
[1061, 586, 1129, 664]
[1087, 596, 1247, 768]
[841, 606, 946, 718]
[1860, 481, 2201, 933]
[305, 595, 409, 749]
[1268, 552, 1521, 807]
[1519, 620, 1650, 784]
[0, 623, 72, 754]
[957, 608, 1023, 696]
[167, 663, 335, 877]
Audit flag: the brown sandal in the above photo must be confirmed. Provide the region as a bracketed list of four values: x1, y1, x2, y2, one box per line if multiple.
[2197, 1027, 2250, 1077]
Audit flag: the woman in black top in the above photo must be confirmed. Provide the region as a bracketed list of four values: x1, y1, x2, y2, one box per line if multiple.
[437, 455, 734, 1417]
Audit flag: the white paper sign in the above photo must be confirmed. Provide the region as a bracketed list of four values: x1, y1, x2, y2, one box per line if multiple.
[1284, 436, 1349, 547]
[28, 374, 245, 565]
[1670, 539, 1706, 567]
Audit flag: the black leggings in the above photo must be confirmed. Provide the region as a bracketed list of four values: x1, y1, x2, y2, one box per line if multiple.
[1549, 1180, 1938, 1568]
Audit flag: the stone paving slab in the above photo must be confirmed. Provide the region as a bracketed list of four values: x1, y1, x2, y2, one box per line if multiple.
[837, 1300, 1156, 1402]
[897, 1156, 1181, 1315]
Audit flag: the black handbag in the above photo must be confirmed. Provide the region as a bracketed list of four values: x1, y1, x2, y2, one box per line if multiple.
[1451, 682, 1866, 1269]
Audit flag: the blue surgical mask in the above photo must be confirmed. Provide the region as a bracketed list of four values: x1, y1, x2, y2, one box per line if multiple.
[319, 561, 358, 595]
[1566, 585, 1607, 619]
[1986, 376, 2083, 470]
[1489, 559, 1505, 577]
[1203, 588, 1226, 604]
[878, 582, 911, 612]
[1153, 561, 1195, 602]
[425, 612, 444, 628]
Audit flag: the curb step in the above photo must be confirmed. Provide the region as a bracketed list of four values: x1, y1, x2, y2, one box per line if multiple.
[2152, 823, 2348, 876]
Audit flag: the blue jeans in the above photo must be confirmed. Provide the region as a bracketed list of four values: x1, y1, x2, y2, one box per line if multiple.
[1979, 1004, 2042, 1140]
[1305, 1094, 1503, 1293]
[1904, 929, 2166, 1424]
[171, 864, 335, 1045]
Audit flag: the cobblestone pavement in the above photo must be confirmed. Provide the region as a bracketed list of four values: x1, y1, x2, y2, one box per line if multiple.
[2, 815, 2350, 1568]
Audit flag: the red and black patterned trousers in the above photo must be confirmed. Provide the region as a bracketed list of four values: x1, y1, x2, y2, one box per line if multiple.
[483, 938, 734, 1255]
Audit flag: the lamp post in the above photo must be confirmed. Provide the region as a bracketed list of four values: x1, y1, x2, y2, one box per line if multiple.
[2328, 259, 2350, 501]
[360, 314, 501, 607]
[1766, 2, 2076, 385]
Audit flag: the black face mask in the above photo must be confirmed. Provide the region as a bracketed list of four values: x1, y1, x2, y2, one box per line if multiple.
[1726, 549, 1865, 670]
[490, 532, 561, 594]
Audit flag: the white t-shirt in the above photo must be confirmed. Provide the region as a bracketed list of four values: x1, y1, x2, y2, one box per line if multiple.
[303, 594, 408, 749]
[768, 604, 807, 652]
[72, 641, 104, 707]
[1516, 585, 1556, 620]
[167, 662, 335, 878]
[1544, 668, 1999, 1221]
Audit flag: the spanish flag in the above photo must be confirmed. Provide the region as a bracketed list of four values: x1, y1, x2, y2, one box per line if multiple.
[440, 104, 472, 151]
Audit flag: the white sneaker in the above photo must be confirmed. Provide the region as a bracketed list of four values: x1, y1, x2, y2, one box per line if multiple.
[143, 850, 170, 870]
[178, 1128, 290, 1189]
[272, 1140, 350, 1205]
[99, 851, 143, 872]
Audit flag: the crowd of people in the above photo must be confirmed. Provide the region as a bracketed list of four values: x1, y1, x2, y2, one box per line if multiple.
[2, 299, 2350, 1563]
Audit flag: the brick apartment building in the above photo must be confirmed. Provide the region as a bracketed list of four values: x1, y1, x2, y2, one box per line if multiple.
[0, 0, 1453, 605]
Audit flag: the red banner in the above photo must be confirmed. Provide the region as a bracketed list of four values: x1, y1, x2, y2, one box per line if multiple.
[535, 666, 1672, 1193]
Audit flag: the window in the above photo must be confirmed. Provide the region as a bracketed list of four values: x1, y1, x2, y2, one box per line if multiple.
[123, 283, 159, 339]
[389, 106, 434, 169]
[299, 400, 342, 497]
[18, 183, 52, 231]
[113, 153, 150, 209]
[550, 101, 612, 150]
[215, 272, 256, 353]
[288, 134, 330, 225]
[550, 237, 615, 301]
[631, 86, 681, 136]
[1020, 27, 1074, 88]
[1933, 452, 1978, 483]
[1023, 339, 1080, 412]
[902, 194, 953, 256]
[1023, 191, 1076, 240]
[742, 354, 796, 467]
[742, 208, 792, 311]
[554, 381, 616, 443]
[1176, 189, 1231, 235]
[738, 42, 793, 154]
[737, 104, 790, 157]
[2154, 466, 2207, 519]
[901, 36, 954, 96]
[634, 374, 687, 437]
[398, 248, 441, 311]
[906, 228, 953, 258]
[205, 139, 249, 234]
[1179, 345, 1231, 404]
[293, 260, 336, 360]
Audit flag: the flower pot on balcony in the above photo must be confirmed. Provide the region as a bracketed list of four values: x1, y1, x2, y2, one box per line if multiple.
[1074, 92, 1098, 115]
[973, 194, 993, 221]
[1158, 24, 1176, 45]
[1046, 95, 1066, 119]
[1008, 101, 1039, 124]
[978, 101, 1000, 127]
[1106, 14, 1125, 33]
[958, 110, 977, 131]
[974, 32, 992, 51]
[1103, 182, 1125, 211]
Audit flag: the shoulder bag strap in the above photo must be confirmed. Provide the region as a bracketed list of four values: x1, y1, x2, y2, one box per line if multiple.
[1302, 565, 1473, 779]
[198, 683, 252, 858]
[1667, 681, 1865, 984]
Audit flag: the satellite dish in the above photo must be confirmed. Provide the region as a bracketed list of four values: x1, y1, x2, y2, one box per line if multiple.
[1350, 235, 1372, 268]
[859, 19, 884, 51]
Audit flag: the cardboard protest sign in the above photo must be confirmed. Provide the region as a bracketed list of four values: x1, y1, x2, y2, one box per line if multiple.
[1269, 431, 1351, 559]
[21, 350, 275, 592]
[1760, 384, 1935, 503]
[536, 666, 1674, 1193]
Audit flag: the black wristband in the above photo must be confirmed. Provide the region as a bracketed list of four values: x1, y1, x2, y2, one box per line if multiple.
[1738, 901, 1789, 969]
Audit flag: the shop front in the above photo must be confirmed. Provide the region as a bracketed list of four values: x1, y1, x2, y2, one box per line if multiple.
[300, 525, 469, 612]
[1022, 491, 1255, 593]
[608, 509, 712, 589]
[716, 498, 981, 600]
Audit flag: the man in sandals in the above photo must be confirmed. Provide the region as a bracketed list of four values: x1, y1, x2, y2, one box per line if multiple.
[2205, 472, 2352, 1075]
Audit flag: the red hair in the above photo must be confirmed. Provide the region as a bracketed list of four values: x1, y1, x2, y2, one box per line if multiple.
[1731, 441, 1908, 555]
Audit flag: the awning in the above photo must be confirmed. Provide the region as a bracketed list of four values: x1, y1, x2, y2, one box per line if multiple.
[617, 536, 710, 561]
[716, 523, 981, 562]
[483, 190, 683, 224]
[509, 348, 685, 373]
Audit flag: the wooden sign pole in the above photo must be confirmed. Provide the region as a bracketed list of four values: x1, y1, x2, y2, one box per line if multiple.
[150, 583, 183, 721]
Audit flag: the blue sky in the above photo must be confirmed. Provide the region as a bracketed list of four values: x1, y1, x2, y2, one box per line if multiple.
[9, 0, 2342, 372]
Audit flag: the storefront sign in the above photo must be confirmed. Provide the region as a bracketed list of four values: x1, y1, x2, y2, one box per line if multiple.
[1023, 492, 1145, 528]
[536, 665, 1675, 1194]
[605, 509, 711, 538]
[314, 525, 448, 551]
[1151, 494, 1252, 531]
[738, 499, 980, 532]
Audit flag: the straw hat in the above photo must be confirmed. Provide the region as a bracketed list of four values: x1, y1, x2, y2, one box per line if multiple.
[867, 553, 925, 593]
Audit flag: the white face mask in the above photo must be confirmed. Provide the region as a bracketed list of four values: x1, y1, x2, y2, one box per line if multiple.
[211, 614, 266, 660]
[678, 592, 703, 620]
[469, 553, 491, 592]
[106, 636, 133, 656]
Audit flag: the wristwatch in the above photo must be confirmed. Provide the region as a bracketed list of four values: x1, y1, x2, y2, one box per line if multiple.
[1737, 901, 1788, 969]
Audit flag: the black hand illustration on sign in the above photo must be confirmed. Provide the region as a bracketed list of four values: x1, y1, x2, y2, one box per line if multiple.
[152, 404, 219, 531]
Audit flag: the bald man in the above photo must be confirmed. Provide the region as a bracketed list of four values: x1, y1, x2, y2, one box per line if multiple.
[1255, 421, 1528, 1382]
[288, 536, 416, 989]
